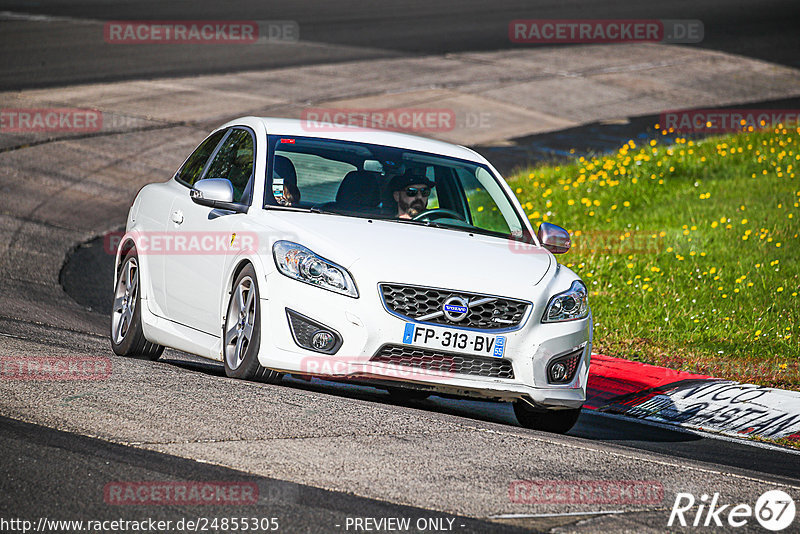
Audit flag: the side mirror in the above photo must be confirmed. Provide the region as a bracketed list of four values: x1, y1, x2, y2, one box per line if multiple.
[537, 222, 571, 254]
[190, 178, 246, 213]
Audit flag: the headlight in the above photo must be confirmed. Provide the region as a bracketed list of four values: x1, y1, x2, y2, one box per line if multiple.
[272, 241, 358, 298]
[542, 280, 588, 323]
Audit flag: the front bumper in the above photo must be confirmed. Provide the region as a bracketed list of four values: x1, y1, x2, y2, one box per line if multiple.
[258, 273, 592, 409]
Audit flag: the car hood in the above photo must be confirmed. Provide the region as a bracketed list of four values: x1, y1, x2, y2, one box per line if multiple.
[251, 210, 553, 298]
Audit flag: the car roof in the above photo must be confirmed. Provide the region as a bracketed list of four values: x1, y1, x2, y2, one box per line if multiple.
[221, 116, 489, 165]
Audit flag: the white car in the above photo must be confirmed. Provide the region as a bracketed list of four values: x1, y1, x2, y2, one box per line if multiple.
[111, 117, 592, 433]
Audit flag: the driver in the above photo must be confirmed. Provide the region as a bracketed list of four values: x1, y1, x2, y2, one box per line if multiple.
[389, 169, 434, 219]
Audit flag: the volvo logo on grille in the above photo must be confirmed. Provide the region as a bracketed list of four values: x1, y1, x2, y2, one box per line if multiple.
[442, 296, 469, 322]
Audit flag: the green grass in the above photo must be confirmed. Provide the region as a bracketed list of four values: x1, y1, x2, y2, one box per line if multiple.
[508, 126, 800, 389]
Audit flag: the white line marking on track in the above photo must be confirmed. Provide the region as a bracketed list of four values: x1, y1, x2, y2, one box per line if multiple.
[490, 510, 629, 518]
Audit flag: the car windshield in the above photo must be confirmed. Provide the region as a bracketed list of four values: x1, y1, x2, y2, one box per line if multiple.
[265, 135, 526, 240]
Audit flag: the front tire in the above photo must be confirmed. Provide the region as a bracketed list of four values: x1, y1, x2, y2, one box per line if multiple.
[223, 264, 281, 383]
[110, 249, 164, 360]
[513, 401, 581, 434]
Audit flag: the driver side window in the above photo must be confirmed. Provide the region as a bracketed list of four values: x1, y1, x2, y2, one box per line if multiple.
[204, 129, 255, 204]
[176, 130, 226, 187]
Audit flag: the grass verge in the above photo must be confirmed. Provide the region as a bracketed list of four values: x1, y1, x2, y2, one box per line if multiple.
[508, 125, 799, 390]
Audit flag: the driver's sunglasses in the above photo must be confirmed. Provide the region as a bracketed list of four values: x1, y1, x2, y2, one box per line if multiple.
[404, 187, 431, 198]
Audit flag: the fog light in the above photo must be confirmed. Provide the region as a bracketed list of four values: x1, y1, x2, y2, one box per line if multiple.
[546, 346, 584, 384]
[312, 331, 335, 351]
[286, 309, 342, 354]
[550, 362, 567, 381]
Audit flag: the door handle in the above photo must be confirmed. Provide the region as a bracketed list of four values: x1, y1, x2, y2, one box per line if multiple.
[171, 210, 184, 224]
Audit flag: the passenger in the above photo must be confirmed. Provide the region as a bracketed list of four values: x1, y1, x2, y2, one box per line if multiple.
[273, 155, 301, 206]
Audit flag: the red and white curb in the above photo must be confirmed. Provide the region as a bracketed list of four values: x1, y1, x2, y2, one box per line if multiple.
[586, 354, 800, 444]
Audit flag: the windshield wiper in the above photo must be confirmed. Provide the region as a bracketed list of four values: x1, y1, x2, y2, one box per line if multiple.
[309, 205, 344, 215]
[391, 218, 510, 240]
[388, 218, 445, 229]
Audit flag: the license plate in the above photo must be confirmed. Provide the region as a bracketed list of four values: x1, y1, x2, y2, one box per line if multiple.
[402, 323, 506, 358]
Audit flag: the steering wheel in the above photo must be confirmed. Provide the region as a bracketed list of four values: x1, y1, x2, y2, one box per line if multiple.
[412, 208, 467, 222]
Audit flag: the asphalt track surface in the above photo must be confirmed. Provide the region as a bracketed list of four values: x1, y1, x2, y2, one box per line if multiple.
[0, 417, 528, 533]
[0, 0, 798, 90]
[3, 2, 800, 532]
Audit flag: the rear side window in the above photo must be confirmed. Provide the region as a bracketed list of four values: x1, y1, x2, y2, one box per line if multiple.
[176, 130, 226, 186]
[204, 129, 255, 203]
[274, 151, 356, 204]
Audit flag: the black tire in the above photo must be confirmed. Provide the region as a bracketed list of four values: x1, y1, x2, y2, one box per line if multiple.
[513, 401, 581, 434]
[222, 264, 281, 383]
[386, 387, 431, 402]
[110, 249, 164, 360]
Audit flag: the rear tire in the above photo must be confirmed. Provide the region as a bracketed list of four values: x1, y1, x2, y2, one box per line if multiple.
[513, 401, 581, 434]
[110, 249, 164, 360]
[223, 264, 281, 383]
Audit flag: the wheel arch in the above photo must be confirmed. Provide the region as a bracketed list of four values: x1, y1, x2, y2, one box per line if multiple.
[112, 232, 155, 306]
[220, 257, 258, 325]
[229, 258, 256, 289]
[113, 236, 138, 284]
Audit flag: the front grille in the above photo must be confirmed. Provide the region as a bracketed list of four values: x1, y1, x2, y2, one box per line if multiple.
[371, 344, 515, 379]
[379, 284, 530, 330]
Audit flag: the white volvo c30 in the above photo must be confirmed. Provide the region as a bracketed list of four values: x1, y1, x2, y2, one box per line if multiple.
[111, 117, 592, 433]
